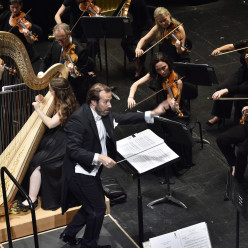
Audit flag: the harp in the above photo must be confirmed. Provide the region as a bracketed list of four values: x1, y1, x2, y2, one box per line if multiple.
[0, 31, 68, 207]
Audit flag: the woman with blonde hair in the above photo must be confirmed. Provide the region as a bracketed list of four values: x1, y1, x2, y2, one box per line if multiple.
[18, 77, 78, 211]
[135, 7, 190, 63]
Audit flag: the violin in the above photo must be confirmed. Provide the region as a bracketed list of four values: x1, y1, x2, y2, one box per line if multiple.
[119, 0, 131, 17]
[0, 58, 17, 75]
[9, 11, 38, 41]
[62, 43, 81, 77]
[162, 70, 183, 117]
[240, 109, 248, 125]
[164, 23, 190, 53]
[79, 0, 101, 16]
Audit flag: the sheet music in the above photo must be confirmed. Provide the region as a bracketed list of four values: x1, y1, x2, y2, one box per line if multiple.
[149, 222, 212, 248]
[117, 129, 179, 174]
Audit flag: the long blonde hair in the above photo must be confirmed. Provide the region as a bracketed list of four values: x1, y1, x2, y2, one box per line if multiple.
[154, 7, 181, 41]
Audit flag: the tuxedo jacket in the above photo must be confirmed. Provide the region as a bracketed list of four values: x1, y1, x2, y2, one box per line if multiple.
[61, 104, 146, 213]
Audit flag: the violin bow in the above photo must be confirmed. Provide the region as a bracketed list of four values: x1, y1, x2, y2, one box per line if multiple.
[71, 0, 94, 33]
[125, 76, 184, 111]
[207, 97, 248, 100]
[210, 46, 248, 56]
[141, 23, 183, 56]
[8, 8, 32, 32]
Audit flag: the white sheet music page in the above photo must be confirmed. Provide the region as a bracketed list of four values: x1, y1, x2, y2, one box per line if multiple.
[149, 222, 212, 248]
[117, 129, 179, 174]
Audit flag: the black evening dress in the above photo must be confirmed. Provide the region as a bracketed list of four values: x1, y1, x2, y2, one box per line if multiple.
[29, 125, 66, 210]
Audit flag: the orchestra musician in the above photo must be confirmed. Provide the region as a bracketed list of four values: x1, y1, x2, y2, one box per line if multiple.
[55, 0, 99, 66]
[60, 82, 170, 247]
[120, 0, 153, 80]
[128, 52, 183, 117]
[207, 40, 248, 126]
[135, 6, 191, 64]
[0, 0, 38, 62]
[38, 23, 93, 105]
[216, 91, 248, 183]
[18, 77, 78, 211]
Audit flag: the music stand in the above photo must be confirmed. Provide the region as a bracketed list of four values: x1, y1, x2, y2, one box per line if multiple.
[173, 62, 219, 86]
[147, 116, 194, 209]
[81, 16, 133, 85]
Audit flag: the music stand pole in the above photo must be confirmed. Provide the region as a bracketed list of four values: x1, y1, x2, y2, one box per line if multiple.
[147, 165, 187, 209]
[103, 36, 109, 85]
[137, 176, 144, 246]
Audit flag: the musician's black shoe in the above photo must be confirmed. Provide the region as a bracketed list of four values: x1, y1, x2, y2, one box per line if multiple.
[97, 245, 111, 248]
[18, 199, 38, 212]
[59, 231, 81, 246]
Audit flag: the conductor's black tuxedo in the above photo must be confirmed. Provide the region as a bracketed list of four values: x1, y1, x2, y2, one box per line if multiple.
[61, 104, 146, 247]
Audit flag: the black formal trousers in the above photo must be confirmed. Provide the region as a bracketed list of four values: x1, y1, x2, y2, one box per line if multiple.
[66, 173, 106, 248]
[216, 124, 248, 182]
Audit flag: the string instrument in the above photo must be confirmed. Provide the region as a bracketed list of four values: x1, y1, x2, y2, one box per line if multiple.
[62, 43, 81, 77]
[141, 23, 183, 57]
[210, 46, 248, 56]
[0, 31, 68, 208]
[9, 11, 38, 41]
[79, 0, 101, 16]
[163, 70, 183, 117]
[0, 58, 17, 75]
[164, 23, 190, 53]
[240, 109, 248, 124]
[118, 0, 131, 17]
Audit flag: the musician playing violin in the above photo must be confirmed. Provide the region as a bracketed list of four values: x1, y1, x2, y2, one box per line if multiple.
[135, 7, 190, 65]
[55, 0, 99, 64]
[0, 0, 37, 62]
[207, 40, 248, 126]
[38, 23, 93, 105]
[128, 52, 182, 117]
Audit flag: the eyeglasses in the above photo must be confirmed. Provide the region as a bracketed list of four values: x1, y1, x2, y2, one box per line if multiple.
[55, 36, 68, 43]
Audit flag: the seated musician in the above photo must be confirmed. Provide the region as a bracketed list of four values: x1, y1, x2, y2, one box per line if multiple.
[18, 77, 78, 211]
[120, 0, 153, 80]
[217, 101, 248, 184]
[207, 40, 248, 126]
[128, 52, 195, 170]
[55, 0, 99, 67]
[38, 23, 94, 105]
[0, 0, 38, 62]
[128, 52, 183, 118]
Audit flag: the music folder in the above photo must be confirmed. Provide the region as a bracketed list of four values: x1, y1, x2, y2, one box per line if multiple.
[117, 129, 180, 176]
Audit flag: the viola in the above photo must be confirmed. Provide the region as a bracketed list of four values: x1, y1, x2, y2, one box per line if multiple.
[0, 58, 17, 75]
[62, 43, 81, 77]
[9, 11, 38, 41]
[164, 23, 190, 53]
[162, 70, 183, 117]
[79, 0, 101, 16]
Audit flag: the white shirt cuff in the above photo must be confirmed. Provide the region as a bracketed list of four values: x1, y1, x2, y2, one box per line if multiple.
[93, 153, 99, 165]
[145, 111, 154, 124]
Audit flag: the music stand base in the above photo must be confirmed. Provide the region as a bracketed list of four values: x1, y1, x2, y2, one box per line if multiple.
[147, 193, 187, 209]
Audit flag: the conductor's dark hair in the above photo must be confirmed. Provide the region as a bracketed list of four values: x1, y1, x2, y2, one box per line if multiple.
[86, 83, 111, 104]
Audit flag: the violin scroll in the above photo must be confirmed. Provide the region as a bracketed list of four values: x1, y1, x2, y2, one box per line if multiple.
[240, 109, 248, 125]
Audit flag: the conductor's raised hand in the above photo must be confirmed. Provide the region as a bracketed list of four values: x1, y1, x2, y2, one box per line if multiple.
[98, 154, 116, 168]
